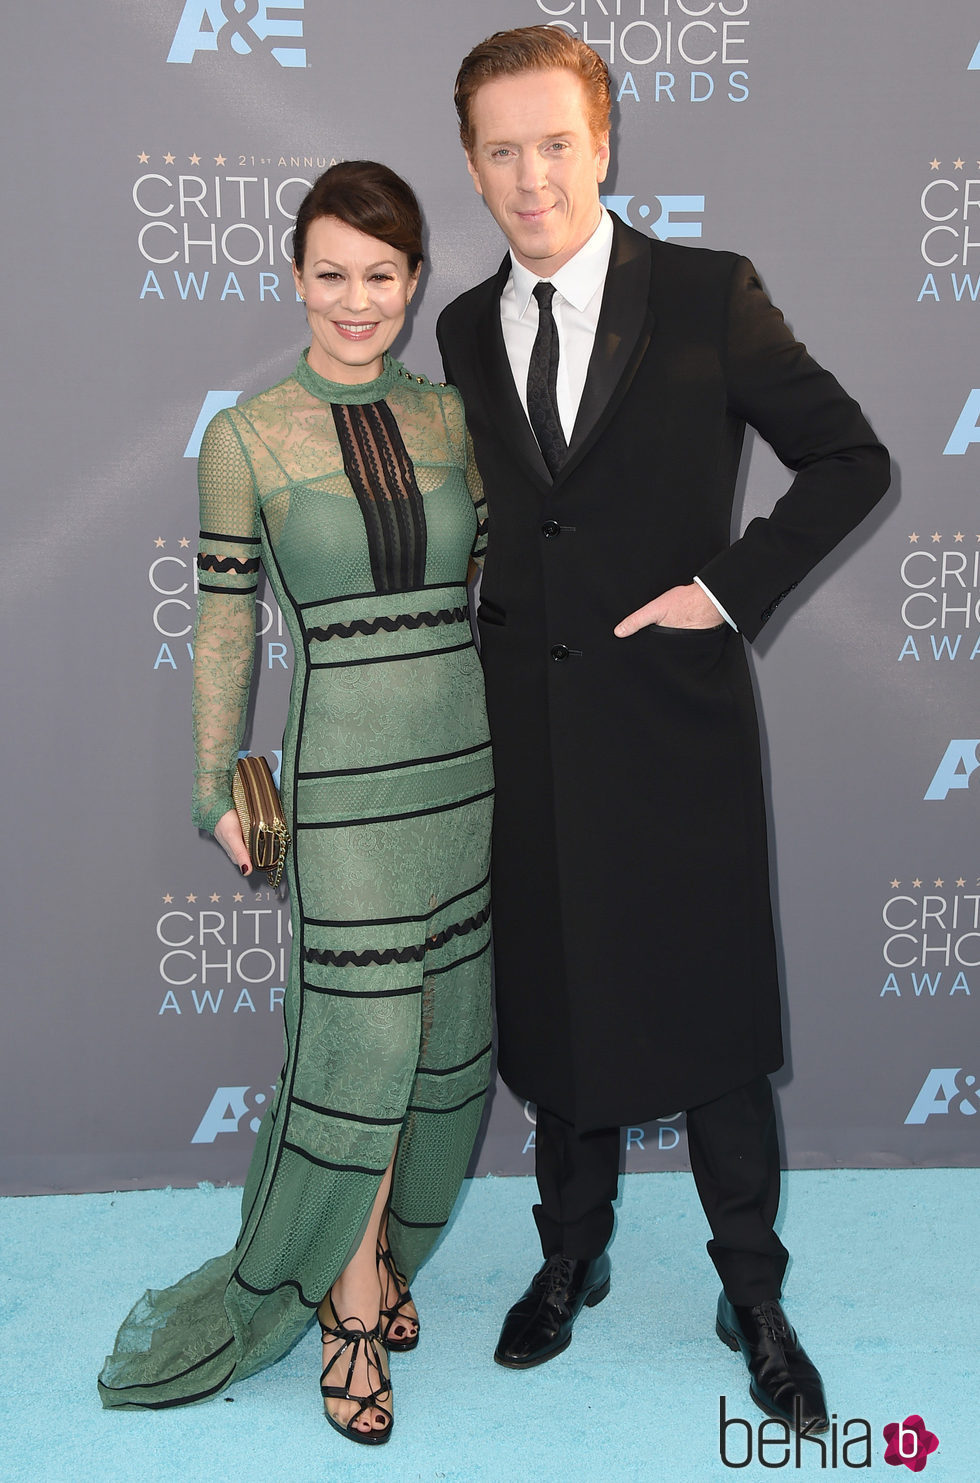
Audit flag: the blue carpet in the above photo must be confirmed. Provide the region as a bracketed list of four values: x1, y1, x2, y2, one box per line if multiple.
[1, 1170, 976, 1482]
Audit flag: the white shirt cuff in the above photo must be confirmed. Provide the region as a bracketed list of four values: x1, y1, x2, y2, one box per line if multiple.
[693, 575, 738, 631]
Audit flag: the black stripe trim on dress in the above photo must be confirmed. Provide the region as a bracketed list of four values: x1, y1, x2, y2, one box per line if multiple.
[232, 1272, 318, 1307]
[199, 529, 261, 545]
[298, 740, 491, 784]
[331, 399, 428, 592]
[305, 864, 490, 927]
[310, 639, 473, 671]
[198, 581, 258, 595]
[197, 553, 261, 574]
[296, 785, 494, 832]
[298, 580, 463, 611]
[113, 1367, 237, 1409]
[407, 1086, 488, 1116]
[281, 1140, 390, 1177]
[423, 938, 492, 978]
[416, 1041, 493, 1077]
[290, 1096, 404, 1126]
[304, 902, 490, 968]
[100, 1335, 236, 1392]
[386, 1210, 448, 1231]
[307, 605, 467, 642]
[302, 978, 424, 1000]
[234, 505, 305, 1247]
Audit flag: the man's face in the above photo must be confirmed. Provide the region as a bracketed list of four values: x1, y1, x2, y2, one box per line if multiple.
[465, 68, 610, 277]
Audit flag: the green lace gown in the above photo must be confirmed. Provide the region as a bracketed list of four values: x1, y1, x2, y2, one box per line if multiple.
[98, 353, 493, 1408]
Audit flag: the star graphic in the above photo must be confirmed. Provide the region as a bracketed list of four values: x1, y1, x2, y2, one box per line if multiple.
[908, 532, 919, 543]
[163, 151, 176, 165]
[189, 153, 201, 165]
[137, 151, 150, 164]
[210, 892, 221, 903]
[179, 536, 191, 548]
[186, 892, 198, 903]
[956, 878, 966, 888]
[954, 532, 965, 542]
[934, 877, 944, 888]
[890, 879, 900, 889]
[163, 893, 174, 904]
[929, 158, 940, 170]
[931, 532, 942, 543]
[953, 158, 965, 170]
[912, 878, 923, 889]
[233, 891, 244, 903]
[215, 153, 226, 166]
[154, 536, 166, 548]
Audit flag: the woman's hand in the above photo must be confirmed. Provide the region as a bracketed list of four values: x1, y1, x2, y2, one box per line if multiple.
[214, 809, 252, 875]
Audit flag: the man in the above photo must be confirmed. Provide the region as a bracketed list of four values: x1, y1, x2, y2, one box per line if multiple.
[437, 26, 888, 1432]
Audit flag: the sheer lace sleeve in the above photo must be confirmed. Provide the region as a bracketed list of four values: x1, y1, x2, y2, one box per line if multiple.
[191, 411, 260, 832]
[439, 386, 487, 569]
[465, 425, 488, 569]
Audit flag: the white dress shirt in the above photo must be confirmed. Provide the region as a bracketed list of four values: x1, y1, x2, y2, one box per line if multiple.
[501, 208, 613, 445]
[498, 208, 734, 628]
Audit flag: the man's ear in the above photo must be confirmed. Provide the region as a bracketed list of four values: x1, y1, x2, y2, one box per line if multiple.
[465, 153, 485, 198]
[595, 132, 611, 186]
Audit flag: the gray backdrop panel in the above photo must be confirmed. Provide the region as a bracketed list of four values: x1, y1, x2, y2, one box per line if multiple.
[2, 1, 978, 1193]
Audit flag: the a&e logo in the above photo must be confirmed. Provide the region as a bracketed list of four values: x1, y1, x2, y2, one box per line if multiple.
[191, 1085, 276, 1142]
[883, 1415, 939, 1471]
[168, 0, 306, 68]
[905, 1067, 980, 1124]
[184, 391, 243, 457]
[923, 740, 980, 800]
[943, 389, 980, 455]
[601, 193, 704, 242]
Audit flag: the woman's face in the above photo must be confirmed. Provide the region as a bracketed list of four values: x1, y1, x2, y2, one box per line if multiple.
[292, 216, 420, 384]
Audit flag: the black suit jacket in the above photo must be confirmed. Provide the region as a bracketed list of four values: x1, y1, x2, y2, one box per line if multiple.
[438, 214, 889, 1127]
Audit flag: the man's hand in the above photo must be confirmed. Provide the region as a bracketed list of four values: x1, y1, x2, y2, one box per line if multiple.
[614, 582, 724, 637]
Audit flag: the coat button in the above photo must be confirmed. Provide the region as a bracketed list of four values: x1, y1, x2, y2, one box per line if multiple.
[550, 644, 570, 662]
[541, 520, 561, 539]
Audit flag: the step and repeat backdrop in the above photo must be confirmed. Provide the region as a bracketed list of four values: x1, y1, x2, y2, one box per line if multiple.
[2, 2, 977, 1193]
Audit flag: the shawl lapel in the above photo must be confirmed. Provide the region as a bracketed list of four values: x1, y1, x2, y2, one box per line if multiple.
[475, 256, 552, 489]
[467, 217, 655, 489]
[559, 214, 655, 485]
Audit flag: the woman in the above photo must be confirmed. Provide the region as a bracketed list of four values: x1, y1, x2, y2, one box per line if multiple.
[99, 162, 492, 1445]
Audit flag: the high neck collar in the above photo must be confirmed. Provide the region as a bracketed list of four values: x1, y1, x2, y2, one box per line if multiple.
[295, 349, 399, 404]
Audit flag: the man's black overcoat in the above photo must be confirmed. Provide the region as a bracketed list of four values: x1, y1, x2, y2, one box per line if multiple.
[437, 215, 889, 1131]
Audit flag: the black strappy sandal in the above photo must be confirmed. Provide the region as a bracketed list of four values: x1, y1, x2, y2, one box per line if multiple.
[318, 1291, 393, 1446]
[377, 1240, 420, 1352]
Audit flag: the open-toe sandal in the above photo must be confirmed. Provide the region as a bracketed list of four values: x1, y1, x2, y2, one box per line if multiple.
[377, 1240, 420, 1352]
[318, 1292, 393, 1446]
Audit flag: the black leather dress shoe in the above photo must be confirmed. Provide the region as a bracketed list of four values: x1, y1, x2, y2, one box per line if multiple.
[494, 1252, 611, 1369]
[716, 1293, 829, 1435]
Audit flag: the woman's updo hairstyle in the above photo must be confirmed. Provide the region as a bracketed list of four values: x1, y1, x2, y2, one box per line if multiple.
[292, 161, 425, 273]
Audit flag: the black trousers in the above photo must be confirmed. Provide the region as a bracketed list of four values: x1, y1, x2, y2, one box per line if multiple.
[532, 1075, 789, 1306]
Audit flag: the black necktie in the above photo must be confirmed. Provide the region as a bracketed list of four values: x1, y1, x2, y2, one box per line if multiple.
[527, 281, 567, 477]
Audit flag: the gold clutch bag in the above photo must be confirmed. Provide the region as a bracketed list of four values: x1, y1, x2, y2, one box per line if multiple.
[232, 755, 290, 888]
